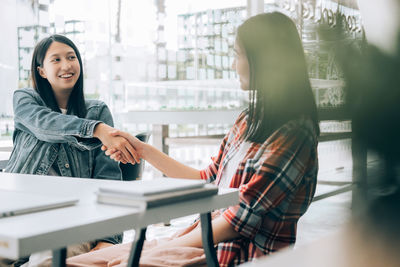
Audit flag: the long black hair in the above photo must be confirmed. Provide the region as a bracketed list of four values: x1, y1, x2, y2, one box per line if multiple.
[237, 12, 319, 143]
[31, 34, 87, 118]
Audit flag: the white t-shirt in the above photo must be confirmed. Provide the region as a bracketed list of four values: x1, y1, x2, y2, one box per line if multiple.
[218, 141, 252, 188]
[48, 108, 67, 176]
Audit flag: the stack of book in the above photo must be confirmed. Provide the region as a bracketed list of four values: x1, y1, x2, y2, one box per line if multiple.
[97, 178, 218, 209]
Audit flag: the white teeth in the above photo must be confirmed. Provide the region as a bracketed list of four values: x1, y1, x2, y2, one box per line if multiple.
[60, 74, 73, 78]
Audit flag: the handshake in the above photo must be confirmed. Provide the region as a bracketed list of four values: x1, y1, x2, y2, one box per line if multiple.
[93, 123, 143, 165]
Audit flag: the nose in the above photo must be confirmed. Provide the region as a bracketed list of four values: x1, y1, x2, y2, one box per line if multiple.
[61, 59, 72, 70]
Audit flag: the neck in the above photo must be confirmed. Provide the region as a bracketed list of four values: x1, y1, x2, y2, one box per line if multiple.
[53, 90, 71, 110]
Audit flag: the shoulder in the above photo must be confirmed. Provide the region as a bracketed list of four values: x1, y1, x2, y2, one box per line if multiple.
[267, 116, 317, 147]
[13, 88, 45, 105]
[285, 117, 317, 139]
[14, 88, 40, 98]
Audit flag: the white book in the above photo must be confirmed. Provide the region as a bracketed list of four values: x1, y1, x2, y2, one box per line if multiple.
[97, 178, 218, 208]
[98, 178, 207, 197]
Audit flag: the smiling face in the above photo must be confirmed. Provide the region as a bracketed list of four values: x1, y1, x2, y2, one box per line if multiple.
[232, 39, 250, 90]
[37, 41, 80, 96]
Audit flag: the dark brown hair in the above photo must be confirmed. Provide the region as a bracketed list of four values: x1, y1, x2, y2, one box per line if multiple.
[237, 12, 319, 142]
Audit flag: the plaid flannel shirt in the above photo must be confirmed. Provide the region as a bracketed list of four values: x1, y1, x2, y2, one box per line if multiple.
[200, 112, 318, 266]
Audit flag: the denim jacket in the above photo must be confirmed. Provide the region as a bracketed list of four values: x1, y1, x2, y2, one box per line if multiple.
[5, 88, 122, 244]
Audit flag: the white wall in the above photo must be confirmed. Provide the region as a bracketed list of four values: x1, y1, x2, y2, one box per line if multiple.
[0, 0, 18, 116]
[358, 0, 400, 54]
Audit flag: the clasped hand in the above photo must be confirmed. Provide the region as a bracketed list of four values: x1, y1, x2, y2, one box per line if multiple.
[94, 123, 141, 164]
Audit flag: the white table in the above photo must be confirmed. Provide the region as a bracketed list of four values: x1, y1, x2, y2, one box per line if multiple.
[0, 173, 238, 267]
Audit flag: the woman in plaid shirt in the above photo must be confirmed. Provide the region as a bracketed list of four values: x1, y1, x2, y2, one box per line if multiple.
[68, 12, 319, 266]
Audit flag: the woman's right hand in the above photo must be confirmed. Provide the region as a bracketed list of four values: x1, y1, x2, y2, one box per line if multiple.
[101, 129, 146, 164]
[93, 123, 140, 164]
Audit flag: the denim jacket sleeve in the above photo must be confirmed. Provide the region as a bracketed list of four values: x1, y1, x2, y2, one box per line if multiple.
[13, 89, 101, 151]
[91, 103, 122, 180]
[95, 234, 123, 245]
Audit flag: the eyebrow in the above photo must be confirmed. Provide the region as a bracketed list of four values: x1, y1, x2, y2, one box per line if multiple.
[48, 51, 75, 58]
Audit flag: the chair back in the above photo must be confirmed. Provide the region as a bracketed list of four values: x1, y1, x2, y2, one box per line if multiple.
[119, 132, 150, 181]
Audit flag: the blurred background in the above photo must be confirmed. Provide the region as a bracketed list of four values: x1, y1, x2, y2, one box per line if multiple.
[0, 0, 360, 170]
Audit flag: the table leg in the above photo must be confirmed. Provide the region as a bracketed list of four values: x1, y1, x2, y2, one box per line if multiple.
[127, 227, 147, 267]
[152, 124, 169, 177]
[351, 137, 367, 210]
[153, 124, 169, 155]
[52, 247, 66, 267]
[200, 212, 219, 267]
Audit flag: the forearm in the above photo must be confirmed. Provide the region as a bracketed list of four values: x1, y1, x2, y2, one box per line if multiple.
[102, 129, 192, 175]
[15, 110, 97, 142]
[158, 216, 240, 248]
[14, 94, 97, 143]
[143, 144, 201, 179]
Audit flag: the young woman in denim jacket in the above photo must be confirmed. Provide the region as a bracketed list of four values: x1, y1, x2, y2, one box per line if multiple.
[3, 35, 138, 266]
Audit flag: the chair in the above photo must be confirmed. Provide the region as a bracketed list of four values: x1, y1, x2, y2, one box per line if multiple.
[0, 160, 8, 172]
[313, 107, 354, 202]
[120, 132, 151, 181]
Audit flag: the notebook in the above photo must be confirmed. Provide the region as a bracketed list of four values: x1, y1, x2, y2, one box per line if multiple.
[97, 184, 218, 208]
[98, 178, 207, 197]
[0, 189, 79, 218]
[97, 178, 216, 208]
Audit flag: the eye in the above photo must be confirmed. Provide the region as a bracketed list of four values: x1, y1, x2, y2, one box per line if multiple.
[51, 58, 60, 62]
[68, 55, 76, 60]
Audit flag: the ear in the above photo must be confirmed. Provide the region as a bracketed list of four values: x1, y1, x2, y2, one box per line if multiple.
[37, 66, 47, 79]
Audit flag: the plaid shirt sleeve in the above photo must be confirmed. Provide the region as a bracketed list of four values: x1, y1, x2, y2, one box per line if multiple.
[200, 112, 247, 183]
[199, 135, 227, 183]
[222, 123, 316, 240]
